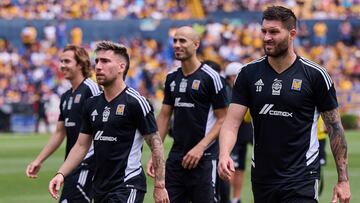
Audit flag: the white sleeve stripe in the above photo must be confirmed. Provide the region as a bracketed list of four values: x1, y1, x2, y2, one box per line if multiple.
[299, 59, 332, 90]
[202, 67, 219, 93]
[301, 57, 333, 84]
[125, 90, 150, 116]
[127, 88, 151, 112]
[201, 66, 223, 94]
[84, 79, 100, 96]
[203, 65, 223, 90]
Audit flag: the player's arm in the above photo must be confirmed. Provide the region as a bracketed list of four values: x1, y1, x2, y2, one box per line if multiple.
[48, 133, 92, 200]
[218, 103, 247, 181]
[182, 107, 227, 169]
[144, 132, 169, 203]
[156, 104, 173, 141]
[146, 104, 172, 177]
[321, 108, 351, 203]
[26, 121, 66, 178]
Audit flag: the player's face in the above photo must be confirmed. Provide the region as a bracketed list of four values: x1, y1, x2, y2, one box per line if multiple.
[261, 20, 293, 58]
[173, 35, 196, 61]
[95, 50, 125, 86]
[60, 51, 81, 80]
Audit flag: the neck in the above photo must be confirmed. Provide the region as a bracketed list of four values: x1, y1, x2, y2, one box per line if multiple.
[181, 56, 202, 76]
[70, 74, 85, 92]
[103, 79, 126, 101]
[268, 50, 297, 74]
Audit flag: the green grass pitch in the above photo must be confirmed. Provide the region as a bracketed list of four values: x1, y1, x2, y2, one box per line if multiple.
[0, 130, 358, 203]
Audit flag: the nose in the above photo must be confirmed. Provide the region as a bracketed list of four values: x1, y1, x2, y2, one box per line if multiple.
[263, 32, 272, 42]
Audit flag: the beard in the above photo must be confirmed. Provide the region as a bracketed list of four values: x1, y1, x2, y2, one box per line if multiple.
[174, 51, 192, 61]
[264, 38, 289, 58]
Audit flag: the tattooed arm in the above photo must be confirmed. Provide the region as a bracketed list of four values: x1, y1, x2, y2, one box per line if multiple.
[321, 108, 351, 203]
[144, 132, 169, 203]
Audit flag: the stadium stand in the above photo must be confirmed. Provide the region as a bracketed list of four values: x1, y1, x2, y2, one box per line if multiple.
[0, 0, 359, 132]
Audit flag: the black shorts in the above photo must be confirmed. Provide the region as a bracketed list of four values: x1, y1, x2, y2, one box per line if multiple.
[252, 179, 319, 203]
[94, 188, 145, 203]
[231, 122, 253, 170]
[60, 163, 94, 203]
[166, 158, 216, 203]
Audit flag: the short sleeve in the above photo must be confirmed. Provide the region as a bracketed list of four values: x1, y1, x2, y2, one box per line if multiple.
[80, 99, 93, 135]
[131, 97, 158, 136]
[211, 77, 229, 109]
[312, 71, 338, 112]
[162, 74, 174, 106]
[58, 96, 65, 122]
[232, 69, 251, 107]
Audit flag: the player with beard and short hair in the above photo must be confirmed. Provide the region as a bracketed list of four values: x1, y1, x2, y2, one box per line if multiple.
[49, 41, 169, 203]
[218, 6, 351, 203]
[147, 26, 228, 203]
[26, 45, 100, 203]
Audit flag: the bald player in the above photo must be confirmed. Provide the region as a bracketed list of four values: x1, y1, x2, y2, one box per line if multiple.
[147, 26, 228, 203]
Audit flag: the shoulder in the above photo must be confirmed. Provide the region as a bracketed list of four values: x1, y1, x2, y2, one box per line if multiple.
[298, 56, 333, 89]
[200, 64, 224, 92]
[83, 78, 101, 96]
[125, 87, 152, 116]
[166, 67, 181, 79]
[242, 56, 267, 71]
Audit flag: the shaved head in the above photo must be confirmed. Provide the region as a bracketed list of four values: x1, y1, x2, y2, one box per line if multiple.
[175, 26, 200, 44]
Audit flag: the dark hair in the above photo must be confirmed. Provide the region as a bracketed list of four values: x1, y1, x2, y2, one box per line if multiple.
[262, 6, 297, 30]
[95, 41, 130, 80]
[203, 60, 221, 73]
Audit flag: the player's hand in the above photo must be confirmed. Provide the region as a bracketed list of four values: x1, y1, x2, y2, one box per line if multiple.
[218, 155, 235, 182]
[26, 160, 42, 178]
[146, 157, 155, 178]
[331, 180, 350, 203]
[48, 173, 64, 200]
[154, 187, 170, 203]
[182, 144, 205, 169]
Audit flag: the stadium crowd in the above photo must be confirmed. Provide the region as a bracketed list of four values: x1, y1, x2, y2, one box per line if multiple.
[0, 0, 358, 20]
[1, 19, 359, 104]
[0, 1, 359, 132]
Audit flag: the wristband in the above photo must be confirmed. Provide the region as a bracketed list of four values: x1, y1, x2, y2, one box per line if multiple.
[55, 172, 65, 179]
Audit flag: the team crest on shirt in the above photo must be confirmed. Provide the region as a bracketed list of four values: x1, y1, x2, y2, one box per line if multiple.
[67, 97, 73, 110]
[102, 106, 111, 122]
[291, 79, 302, 91]
[74, 94, 82, 103]
[116, 104, 125, 115]
[170, 81, 176, 92]
[191, 80, 201, 90]
[179, 78, 188, 93]
[272, 79, 282, 95]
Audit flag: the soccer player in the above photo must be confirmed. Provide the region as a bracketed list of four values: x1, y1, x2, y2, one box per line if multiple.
[147, 26, 228, 203]
[26, 45, 100, 202]
[224, 62, 253, 203]
[218, 6, 351, 203]
[49, 41, 169, 203]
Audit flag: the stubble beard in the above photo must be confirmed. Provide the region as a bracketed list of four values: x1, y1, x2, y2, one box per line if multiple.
[264, 39, 289, 58]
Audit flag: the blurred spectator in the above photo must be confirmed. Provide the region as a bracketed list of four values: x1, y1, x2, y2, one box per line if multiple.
[338, 19, 355, 46]
[313, 21, 328, 45]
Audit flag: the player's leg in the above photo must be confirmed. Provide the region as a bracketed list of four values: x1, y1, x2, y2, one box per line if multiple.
[166, 158, 189, 203]
[230, 137, 248, 203]
[191, 159, 216, 203]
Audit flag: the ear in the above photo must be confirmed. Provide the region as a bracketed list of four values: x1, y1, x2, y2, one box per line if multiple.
[119, 63, 126, 73]
[289, 29, 297, 40]
[193, 40, 200, 49]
